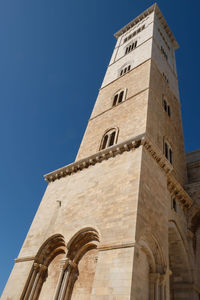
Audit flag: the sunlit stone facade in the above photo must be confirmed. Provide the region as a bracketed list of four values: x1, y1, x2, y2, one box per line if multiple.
[2, 4, 200, 300]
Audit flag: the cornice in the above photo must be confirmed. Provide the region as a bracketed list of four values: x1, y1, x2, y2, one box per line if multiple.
[187, 161, 200, 168]
[142, 136, 193, 209]
[185, 181, 200, 188]
[114, 4, 155, 39]
[167, 175, 193, 209]
[114, 4, 179, 50]
[142, 135, 173, 175]
[44, 133, 144, 182]
[44, 134, 192, 209]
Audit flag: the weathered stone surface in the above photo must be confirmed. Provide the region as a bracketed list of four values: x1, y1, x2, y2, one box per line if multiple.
[2, 3, 200, 300]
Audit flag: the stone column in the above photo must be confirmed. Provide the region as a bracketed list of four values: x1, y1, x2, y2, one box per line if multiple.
[196, 227, 200, 283]
[149, 273, 160, 300]
[53, 259, 69, 300]
[23, 263, 39, 300]
[160, 273, 167, 300]
[57, 260, 78, 300]
[30, 264, 47, 300]
[64, 265, 79, 300]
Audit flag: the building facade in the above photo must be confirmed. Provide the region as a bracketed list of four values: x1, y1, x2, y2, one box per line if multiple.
[2, 3, 200, 300]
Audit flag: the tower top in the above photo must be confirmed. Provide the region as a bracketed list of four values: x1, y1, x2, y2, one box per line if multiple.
[114, 3, 179, 50]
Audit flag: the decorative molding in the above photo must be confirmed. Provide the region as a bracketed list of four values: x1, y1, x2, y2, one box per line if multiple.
[15, 256, 35, 263]
[187, 160, 200, 168]
[44, 133, 144, 182]
[167, 174, 193, 208]
[90, 87, 149, 122]
[142, 135, 173, 175]
[142, 135, 193, 209]
[173, 283, 200, 294]
[98, 241, 135, 251]
[44, 133, 193, 209]
[114, 4, 179, 49]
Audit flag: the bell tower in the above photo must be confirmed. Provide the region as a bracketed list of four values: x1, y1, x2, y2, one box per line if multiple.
[2, 4, 199, 300]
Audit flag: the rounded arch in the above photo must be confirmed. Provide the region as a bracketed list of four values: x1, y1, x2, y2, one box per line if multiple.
[99, 127, 119, 150]
[112, 88, 127, 107]
[168, 220, 194, 299]
[54, 227, 100, 300]
[36, 234, 66, 266]
[21, 234, 66, 300]
[137, 231, 166, 274]
[67, 227, 100, 262]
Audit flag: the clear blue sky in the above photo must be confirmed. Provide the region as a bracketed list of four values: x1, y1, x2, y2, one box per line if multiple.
[0, 0, 199, 294]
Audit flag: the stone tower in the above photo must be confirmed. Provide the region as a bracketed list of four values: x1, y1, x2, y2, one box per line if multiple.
[2, 3, 200, 300]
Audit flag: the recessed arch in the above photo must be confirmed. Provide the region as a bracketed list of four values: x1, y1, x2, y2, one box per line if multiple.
[53, 227, 100, 300]
[133, 231, 167, 300]
[100, 127, 119, 150]
[112, 88, 127, 107]
[21, 234, 66, 300]
[168, 221, 193, 299]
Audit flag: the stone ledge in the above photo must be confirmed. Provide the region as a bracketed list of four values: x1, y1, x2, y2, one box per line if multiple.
[142, 136, 193, 209]
[44, 133, 145, 182]
[98, 242, 135, 251]
[15, 256, 35, 263]
[167, 174, 193, 209]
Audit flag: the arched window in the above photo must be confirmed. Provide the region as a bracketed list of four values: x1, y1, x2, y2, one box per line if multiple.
[21, 234, 66, 300]
[125, 40, 137, 55]
[53, 228, 99, 300]
[163, 95, 171, 117]
[112, 89, 126, 107]
[120, 65, 131, 76]
[100, 128, 118, 150]
[164, 140, 173, 164]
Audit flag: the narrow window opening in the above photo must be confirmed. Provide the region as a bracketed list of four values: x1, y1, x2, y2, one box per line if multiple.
[172, 198, 177, 212]
[113, 94, 118, 106]
[165, 142, 168, 159]
[120, 66, 131, 77]
[164, 141, 173, 164]
[168, 105, 171, 117]
[123, 25, 145, 44]
[163, 100, 167, 112]
[169, 148, 173, 164]
[163, 97, 171, 117]
[118, 91, 124, 103]
[100, 129, 118, 150]
[109, 131, 116, 147]
[102, 134, 108, 150]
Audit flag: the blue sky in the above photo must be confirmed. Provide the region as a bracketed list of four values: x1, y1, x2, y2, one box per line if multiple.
[0, 0, 199, 294]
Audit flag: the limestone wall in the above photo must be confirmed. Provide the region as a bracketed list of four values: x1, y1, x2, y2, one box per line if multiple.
[2, 147, 142, 299]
